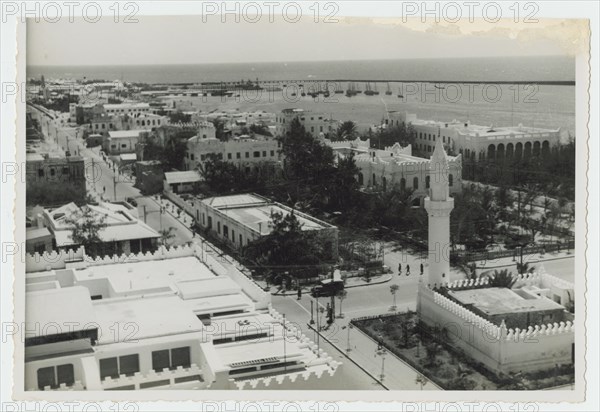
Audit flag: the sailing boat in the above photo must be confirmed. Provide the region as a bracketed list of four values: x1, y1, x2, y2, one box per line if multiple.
[346, 82, 357, 97]
[397, 87, 404, 98]
[385, 82, 392, 95]
[372, 82, 380, 95]
[364, 82, 375, 96]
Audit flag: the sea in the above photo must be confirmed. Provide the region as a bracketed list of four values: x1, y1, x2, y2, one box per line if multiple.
[27, 56, 576, 136]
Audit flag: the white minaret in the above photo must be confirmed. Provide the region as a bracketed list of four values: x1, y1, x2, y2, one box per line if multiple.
[424, 138, 454, 287]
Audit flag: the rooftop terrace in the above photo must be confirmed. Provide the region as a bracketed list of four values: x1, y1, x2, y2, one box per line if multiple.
[449, 287, 565, 316]
[201, 193, 334, 235]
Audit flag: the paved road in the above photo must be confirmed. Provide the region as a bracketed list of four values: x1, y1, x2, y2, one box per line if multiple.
[272, 293, 440, 390]
[31, 107, 194, 246]
[271, 295, 386, 390]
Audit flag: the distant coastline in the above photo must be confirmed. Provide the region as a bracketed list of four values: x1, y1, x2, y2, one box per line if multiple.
[27, 55, 576, 85]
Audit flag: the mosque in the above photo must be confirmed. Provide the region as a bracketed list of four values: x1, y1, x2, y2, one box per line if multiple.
[417, 139, 575, 374]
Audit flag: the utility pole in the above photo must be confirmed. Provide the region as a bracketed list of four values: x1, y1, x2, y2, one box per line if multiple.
[91, 157, 96, 192]
[143, 205, 147, 223]
[283, 314, 287, 373]
[159, 206, 165, 230]
[329, 268, 335, 324]
[346, 323, 353, 352]
[315, 296, 321, 358]
[113, 173, 117, 201]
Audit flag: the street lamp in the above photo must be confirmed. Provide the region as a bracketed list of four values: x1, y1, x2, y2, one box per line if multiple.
[376, 347, 387, 382]
[346, 323, 353, 352]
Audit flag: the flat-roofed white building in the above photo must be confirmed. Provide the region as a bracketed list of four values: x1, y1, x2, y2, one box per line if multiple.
[164, 170, 203, 194]
[276, 108, 338, 137]
[184, 134, 281, 172]
[192, 193, 338, 259]
[104, 130, 145, 155]
[24, 245, 340, 391]
[103, 102, 150, 115]
[41, 202, 159, 255]
[388, 111, 561, 161]
[125, 112, 169, 131]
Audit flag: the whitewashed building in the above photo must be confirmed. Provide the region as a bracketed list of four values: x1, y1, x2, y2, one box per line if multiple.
[388, 111, 561, 161]
[184, 134, 281, 172]
[24, 245, 340, 391]
[192, 193, 338, 259]
[275, 108, 338, 137]
[354, 142, 462, 204]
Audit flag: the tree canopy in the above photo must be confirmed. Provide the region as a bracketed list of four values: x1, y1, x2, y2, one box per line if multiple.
[243, 210, 327, 282]
[64, 206, 108, 257]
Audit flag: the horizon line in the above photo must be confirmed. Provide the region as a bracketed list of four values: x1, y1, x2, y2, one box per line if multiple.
[26, 54, 573, 68]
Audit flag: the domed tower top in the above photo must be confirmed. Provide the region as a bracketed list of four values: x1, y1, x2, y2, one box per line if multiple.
[429, 138, 450, 202]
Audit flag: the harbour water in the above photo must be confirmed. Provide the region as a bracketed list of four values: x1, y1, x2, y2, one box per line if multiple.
[28, 55, 576, 136]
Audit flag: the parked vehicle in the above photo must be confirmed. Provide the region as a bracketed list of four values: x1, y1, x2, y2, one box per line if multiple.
[311, 279, 345, 298]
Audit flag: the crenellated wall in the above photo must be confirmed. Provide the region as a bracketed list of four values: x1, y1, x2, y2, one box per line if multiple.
[231, 364, 340, 390]
[25, 243, 271, 309]
[418, 282, 574, 374]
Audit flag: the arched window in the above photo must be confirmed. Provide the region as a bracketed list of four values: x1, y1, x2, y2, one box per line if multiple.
[372, 174, 377, 186]
[357, 172, 364, 186]
[515, 142, 523, 159]
[533, 141, 541, 156]
[425, 175, 430, 189]
[506, 143, 514, 158]
[413, 177, 419, 190]
[497, 143, 505, 159]
[542, 140, 550, 156]
[524, 141, 532, 158]
[448, 174, 453, 187]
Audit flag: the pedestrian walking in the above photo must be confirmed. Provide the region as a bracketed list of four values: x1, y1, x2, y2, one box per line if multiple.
[406, 264, 411, 275]
[420, 263, 424, 274]
[397, 263, 402, 276]
[297, 288, 302, 300]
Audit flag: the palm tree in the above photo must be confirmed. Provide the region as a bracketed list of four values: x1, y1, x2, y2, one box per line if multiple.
[336, 121, 358, 140]
[486, 269, 517, 288]
[516, 261, 536, 276]
[158, 227, 176, 247]
[337, 289, 348, 318]
[455, 257, 478, 280]
[389, 284, 399, 311]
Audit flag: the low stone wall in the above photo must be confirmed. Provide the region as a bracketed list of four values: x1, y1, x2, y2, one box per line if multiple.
[163, 189, 197, 218]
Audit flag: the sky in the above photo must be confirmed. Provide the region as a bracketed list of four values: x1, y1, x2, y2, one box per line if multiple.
[26, 15, 581, 66]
